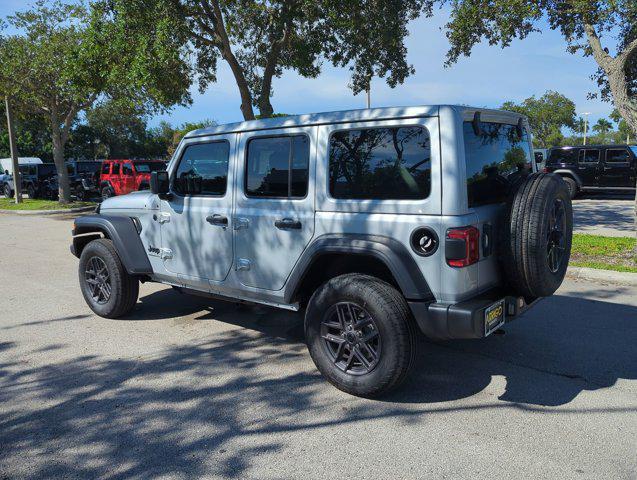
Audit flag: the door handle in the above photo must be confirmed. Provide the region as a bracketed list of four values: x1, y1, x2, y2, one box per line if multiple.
[275, 218, 302, 230]
[206, 214, 228, 227]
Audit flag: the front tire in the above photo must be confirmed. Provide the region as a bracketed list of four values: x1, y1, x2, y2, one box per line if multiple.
[305, 274, 416, 397]
[79, 238, 139, 318]
[27, 184, 37, 199]
[4, 184, 13, 198]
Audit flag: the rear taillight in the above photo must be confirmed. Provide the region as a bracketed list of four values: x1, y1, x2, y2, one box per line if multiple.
[542, 167, 549, 173]
[446, 226, 480, 267]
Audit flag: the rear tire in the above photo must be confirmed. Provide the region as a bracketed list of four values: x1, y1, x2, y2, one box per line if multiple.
[305, 274, 416, 398]
[4, 184, 13, 198]
[79, 238, 139, 318]
[562, 176, 578, 199]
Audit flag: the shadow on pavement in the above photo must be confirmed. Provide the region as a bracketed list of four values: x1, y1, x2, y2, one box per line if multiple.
[1, 289, 636, 478]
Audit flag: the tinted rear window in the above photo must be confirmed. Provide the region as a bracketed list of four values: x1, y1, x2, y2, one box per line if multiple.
[329, 126, 431, 200]
[463, 121, 531, 207]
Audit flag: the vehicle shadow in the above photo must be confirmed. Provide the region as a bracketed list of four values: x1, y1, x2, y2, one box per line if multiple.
[97, 287, 637, 407]
[1, 289, 635, 478]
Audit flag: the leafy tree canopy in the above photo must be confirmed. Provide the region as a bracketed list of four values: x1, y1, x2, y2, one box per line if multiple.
[502, 91, 577, 148]
[442, 0, 637, 136]
[0, 0, 193, 202]
[103, 0, 434, 120]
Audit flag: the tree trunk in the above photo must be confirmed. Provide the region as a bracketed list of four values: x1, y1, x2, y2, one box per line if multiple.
[50, 113, 71, 204]
[4, 97, 22, 204]
[606, 76, 637, 254]
[585, 24, 637, 253]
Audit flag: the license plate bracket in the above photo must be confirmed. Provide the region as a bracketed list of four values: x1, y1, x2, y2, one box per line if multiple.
[484, 299, 505, 336]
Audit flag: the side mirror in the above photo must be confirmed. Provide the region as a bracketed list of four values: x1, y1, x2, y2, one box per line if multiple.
[150, 170, 170, 195]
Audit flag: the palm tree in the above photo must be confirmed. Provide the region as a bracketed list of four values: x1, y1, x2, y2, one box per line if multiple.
[592, 118, 613, 143]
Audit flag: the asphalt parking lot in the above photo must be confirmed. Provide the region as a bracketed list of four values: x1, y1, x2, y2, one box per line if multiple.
[573, 194, 635, 237]
[1, 213, 636, 479]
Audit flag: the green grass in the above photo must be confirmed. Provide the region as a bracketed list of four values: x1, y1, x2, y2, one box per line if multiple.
[570, 233, 637, 273]
[0, 198, 95, 211]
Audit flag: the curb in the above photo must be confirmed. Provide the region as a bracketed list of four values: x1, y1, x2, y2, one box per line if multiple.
[0, 206, 95, 216]
[567, 266, 637, 287]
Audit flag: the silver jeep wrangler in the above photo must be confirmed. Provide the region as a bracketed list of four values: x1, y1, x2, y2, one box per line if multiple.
[71, 105, 573, 397]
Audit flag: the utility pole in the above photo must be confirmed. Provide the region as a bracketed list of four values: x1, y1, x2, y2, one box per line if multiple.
[5, 96, 22, 204]
[366, 88, 371, 109]
[581, 112, 591, 146]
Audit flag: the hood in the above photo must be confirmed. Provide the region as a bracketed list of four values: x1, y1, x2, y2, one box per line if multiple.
[100, 191, 159, 211]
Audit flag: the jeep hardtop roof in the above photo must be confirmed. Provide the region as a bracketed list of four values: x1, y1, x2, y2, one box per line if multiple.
[185, 105, 527, 139]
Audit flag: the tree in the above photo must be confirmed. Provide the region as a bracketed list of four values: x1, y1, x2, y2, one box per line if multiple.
[501, 91, 577, 148]
[441, 0, 637, 248]
[105, 0, 434, 121]
[592, 118, 613, 142]
[610, 109, 633, 143]
[0, 0, 192, 203]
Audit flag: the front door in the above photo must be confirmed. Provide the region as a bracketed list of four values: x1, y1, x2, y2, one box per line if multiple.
[159, 135, 236, 288]
[576, 148, 601, 187]
[233, 128, 316, 291]
[600, 147, 635, 188]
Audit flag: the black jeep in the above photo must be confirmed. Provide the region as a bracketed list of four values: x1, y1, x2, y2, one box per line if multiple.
[20, 163, 59, 200]
[66, 161, 102, 200]
[544, 145, 637, 198]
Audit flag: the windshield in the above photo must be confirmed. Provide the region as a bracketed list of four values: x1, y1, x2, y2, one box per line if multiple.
[630, 146, 637, 157]
[134, 162, 164, 173]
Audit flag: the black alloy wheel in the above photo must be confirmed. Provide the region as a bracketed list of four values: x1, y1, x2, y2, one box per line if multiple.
[546, 198, 566, 273]
[320, 302, 381, 375]
[84, 256, 112, 304]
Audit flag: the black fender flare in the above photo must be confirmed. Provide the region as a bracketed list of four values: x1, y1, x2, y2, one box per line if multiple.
[71, 215, 153, 276]
[283, 234, 433, 303]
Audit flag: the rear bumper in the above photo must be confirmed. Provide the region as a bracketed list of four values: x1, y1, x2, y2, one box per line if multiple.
[408, 290, 540, 340]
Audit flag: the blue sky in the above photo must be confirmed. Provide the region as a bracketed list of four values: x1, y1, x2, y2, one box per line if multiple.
[1, 2, 616, 129]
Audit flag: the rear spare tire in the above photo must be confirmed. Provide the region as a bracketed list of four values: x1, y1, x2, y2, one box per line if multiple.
[502, 173, 572, 298]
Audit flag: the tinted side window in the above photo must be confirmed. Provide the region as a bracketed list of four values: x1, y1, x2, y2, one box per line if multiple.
[547, 149, 577, 165]
[463, 121, 531, 207]
[122, 163, 133, 175]
[329, 127, 431, 200]
[174, 141, 230, 196]
[102, 163, 110, 175]
[112, 163, 120, 175]
[606, 149, 630, 163]
[246, 135, 309, 198]
[580, 149, 600, 164]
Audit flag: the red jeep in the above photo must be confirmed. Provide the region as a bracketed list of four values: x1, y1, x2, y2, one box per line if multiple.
[99, 159, 166, 199]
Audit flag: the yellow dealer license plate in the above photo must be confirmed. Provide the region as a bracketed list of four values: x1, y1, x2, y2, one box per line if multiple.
[484, 299, 505, 336]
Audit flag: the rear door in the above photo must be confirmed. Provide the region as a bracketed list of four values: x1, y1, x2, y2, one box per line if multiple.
[600, 147, 634, 188]
[577, 148, 601, 187]
[233, 127, 316, 291]
[122, 161, 135, 194]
